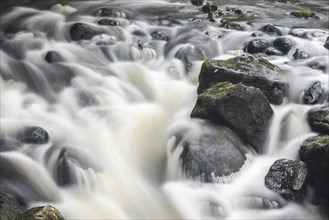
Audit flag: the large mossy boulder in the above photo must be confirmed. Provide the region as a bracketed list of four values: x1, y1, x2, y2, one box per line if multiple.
[299, 135, 329, 201]
[265, 159, 308, 201]
[197, 54, 287, 105]
[180, 125, 250, 182]
[0, 193, 24, 220]
[191, 82, 273, 153]
[16, 205, 64, 220]
[307, 105, 329, 134]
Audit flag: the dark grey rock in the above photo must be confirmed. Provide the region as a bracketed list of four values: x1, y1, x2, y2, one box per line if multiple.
[261, 24, 282, 36]
[245, 39, 270, 54]
[197, 54, 287, 105]
[265, 159, 308, 200]
[251, 32, 264, 37]
[273, 37, 293, 55]
[202, 3, 218, 13]
[266, 47, 284, 56]
[0, 138, 22, 152]
[191, 82, 273, 153]
[97, 8, 127, 18]
[190, 0, 203, 6]
[290, 11, 319, 19]
[175, 44, 204, 72]
[70, 23, 97, 41]
[45, 51, 63, 63]
[225, 7, 242, 14]
[180, 125, 250, 182]
[293, 49, 309, 60]
[223, 23, 244, 31]
[307, 105, 329, 134]
[0, 193, 24, 220]
[303, 81, 324, 104]
[151, 31, 168, 41]
[324, 37, 329, 50]
[97, 19, 120, 26]
[16, 205, 64, 220]
[17, 126, 49, 144]
[299, 135, 329, 201]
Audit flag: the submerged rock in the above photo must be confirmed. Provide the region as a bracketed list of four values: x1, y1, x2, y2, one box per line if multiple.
[303, 81, 324, 104]
[273, 37, 293, 55]
[17, 126, 49, 144]
[151, 31, 168, 41]
[201, 3, 218, 13]
[307, 105, 329, 134]
[299, 135, 329, 201]
[265, 159, 308, 201]
[293, 49, 309, 60]
[180, 125, 250, 182]
[0, 193, 24, 220]
[245, 39, 270, 54]
[175, 44, 204, 72]
[191, 82, 273, 153]
[290, 11, 319, 19]
[96, 8, 127, 18]
[223, 22, 244, 31]
[0, 138, 22, 152]
[97, 19, 120, 26]
[70, 23, 97, 41]
[324, 37, 329, 50]
[16, 205, 64, 220]
[260, 24, 282, 36]
[45, 51, 63, 63]
[197, 54, 287, 105]
[190, 0, 204, 6]
[265, 47, 284, 56]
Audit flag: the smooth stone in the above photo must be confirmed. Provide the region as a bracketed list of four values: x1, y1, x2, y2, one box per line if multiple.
[273, 37, 293, 55]
[261, 24, 282, 36]
[45, 51, 63, 63]
[245, 39, 271, 53]
[307, 105, 329, 134]
[70, 23, 97, 41]
[266, 47, 284, 56]
[17, 126, 49, 144]
[175, 44, 205, 72]
[293, 49, 309, 60]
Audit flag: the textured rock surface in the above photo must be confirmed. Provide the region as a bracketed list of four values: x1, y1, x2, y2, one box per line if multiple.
[175, 44, 205, 72]
[273, 37, 293, 55]
[70, 23, 97, 41]
[307, 105, 329, 134]
[17, 126, 49, 144]
[245, 39, 270, 54]
[303, 81, 324, 104]
[16, 205, 65, 220]
[0, 193, 24, 220]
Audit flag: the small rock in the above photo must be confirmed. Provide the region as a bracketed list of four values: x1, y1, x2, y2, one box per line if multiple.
[273, 37, 293, 55]
[307, 105, 329, 134]
[245, 39, 271, 54]
[261, 24, 282, 36]
[0, 138, 22, 152]
[96, 8, 126, 18]
[290, 11, 319, 19]
[70, 23, 97, 41]
[16, 205, 65, 220]
[324, 37, 329, 50]
[97, 19, 120, 26]
[299, 135, 329, 201]
[201, 3, 218, 13]
[17, 126, 49, 144]
[191, 82, 273, 153]
[0, 193, 24, 220]
[266, 47, 284, 56]
[223, 22, 244, 31]
[151, 31, 168, 41]
[265, 159, 308, 200]
[251, 32, 264, 37]
[225, 7, 242, 14]
[293, 49, 309, 60]
[303, 81, 324, 104]
[289, 29, 307, 39]
[175, 44, 205, 72]
[207, 13, 215, 22]
[190, 0, 204, 6]
[45, 51, 63, 63]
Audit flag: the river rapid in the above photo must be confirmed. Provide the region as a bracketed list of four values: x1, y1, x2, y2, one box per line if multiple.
[0, 0, 328, 219]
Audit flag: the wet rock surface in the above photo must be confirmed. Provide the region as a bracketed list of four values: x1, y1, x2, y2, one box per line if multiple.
[292, 49, 309, 60]
[245, 39, 270, 54]
[97, 19, 120, 26]
[17, 126, 49, 144]
[0, 138, 23, 152]
[273, 37, 293, 55]
[16, 205, 65, 220]
[191, 82, 273, 153]
[70, 23, 97, 41]
[175, 44, 205, 72]
[260, 24, 282, 36]
[0, 193, 24, 220]
[265, 159, 308, 201]
[45, 51, 63, 63]
[307, 105, 329, 134]
[303, 81, 324, 104]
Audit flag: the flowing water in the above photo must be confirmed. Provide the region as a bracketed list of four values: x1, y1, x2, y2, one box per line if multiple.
[0, 0, 328, 219]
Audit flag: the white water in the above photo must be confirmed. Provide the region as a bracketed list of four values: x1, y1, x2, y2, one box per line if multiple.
[0, 0, 328, 219]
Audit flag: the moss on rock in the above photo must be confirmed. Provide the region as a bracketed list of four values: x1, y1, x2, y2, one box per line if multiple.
[290, 11, 319, 19]
[16, 205, 65, 220]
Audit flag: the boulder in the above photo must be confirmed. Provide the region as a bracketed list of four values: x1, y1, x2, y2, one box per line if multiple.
[0, 193, 24, 220]
[151, 31, 168, 41]
[0, 138, 22, 152]
[17, 126, 49, 144]
[175, 44, 205, 72]
[293, 49, 309, 60]
[223, 22, 244, 31]
[97, 19, 120, 26]
[260, 24, 282, 36]
[266, 47, 284, 56]
[265, 159, 308, 201]
[96, 8, 127, 18]
[16, 205, 64, 220]
[180, 125, 250, 182]
[191, 82, 273, 153]
[190, 0, 204, 6]
[201, 3, 218, 13]
[324, 37, 329, 50]
[45, 51, 63, 63]
[245, 39, 271, 53]
[299, 135, 329, 201]
[303, 81, 324, 104]
[70, 23, 97, 41]
[307, 105, 329, 134]
[197, 54, 287, 105]
[273, 37, 293, 55]
[251, 32, 264, 38]
[290, 11, 319, 19]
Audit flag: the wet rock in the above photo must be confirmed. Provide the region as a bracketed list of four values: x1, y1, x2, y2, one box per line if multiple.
[190, 0, 204, 6]
[45, 51, 63, 63]
[273, 37, 293, 55]
[175, 44, 205, 72]
[207, 12, 216, 22]
[308, 61, 327, 72]
[0, 193, 24, 220]
[0, 138, 22, 152]
[201, 3, 218, 13]
[261, 24, 282, 36]
[307, 105, 329, 134]
[289, 29, 307, 39]
[17, 126, 49, 144]
[70, 23, 97, 41]
[299, 135, 329, 201]
[266, 47, 284, 56]
[251, 32, 264, 37]
[76, 90, 98, 107]
[290, 11, 319, 19]
[324, 37, 329, 50]
[223, 22, 244, 31]
[293, 49, 309, 60]
[191, 82, 273, 153]
[225, 7, 242, 14]
[151, 31, 168, 41]
[180, 125, 250, 182]
[96, 8, 127, 18]
[97, 19, 120, 26]
[303, 81, 324, 104]
[265, 159, 308, 201]
[197, 54, 287, 105]
[245, 39, 271, 54]
[16, 205, 64, 220]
